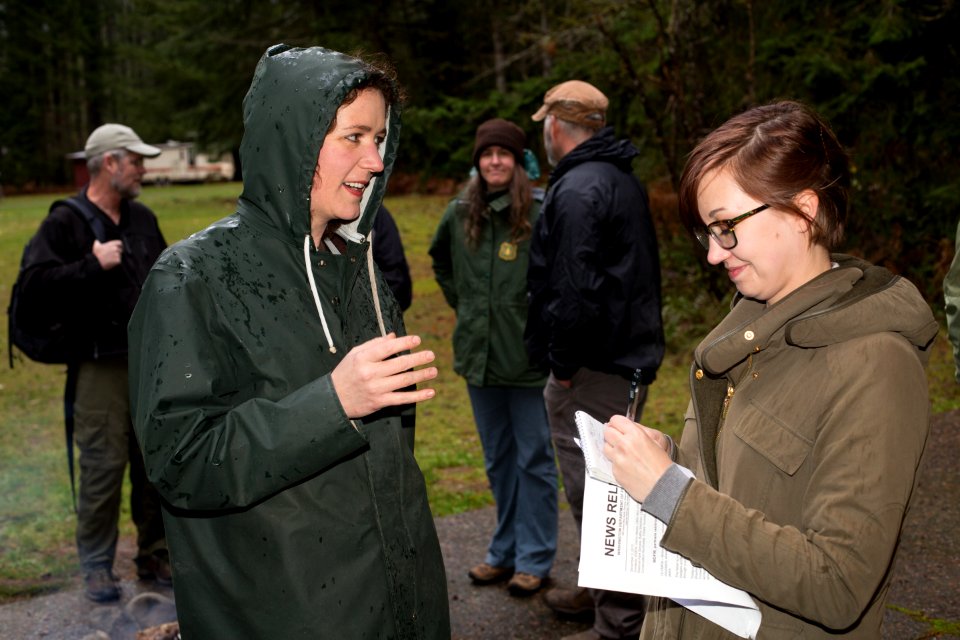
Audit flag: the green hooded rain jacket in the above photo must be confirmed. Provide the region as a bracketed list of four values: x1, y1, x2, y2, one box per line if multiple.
[128, 44, 449, 639]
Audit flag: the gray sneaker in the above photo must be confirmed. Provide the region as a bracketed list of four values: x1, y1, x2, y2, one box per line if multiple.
[84, 566, 120, 603]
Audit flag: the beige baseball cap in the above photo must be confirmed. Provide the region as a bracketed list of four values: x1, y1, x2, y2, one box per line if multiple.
[531, 80, 608, 129]
[84, 123, 161, 159]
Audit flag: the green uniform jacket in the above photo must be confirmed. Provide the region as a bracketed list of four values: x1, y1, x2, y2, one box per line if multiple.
[429, 191, 546, 387]
[641, 255, 938, 639]
[944, 219, 960, 381]
[128, 45, 449, 639]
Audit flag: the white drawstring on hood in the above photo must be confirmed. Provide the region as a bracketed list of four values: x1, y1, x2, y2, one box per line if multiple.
[303, 233, 388, 355]
[304, 234, 337, 354]
[366, 229, 387, 336]
[301, 105, 392, 354]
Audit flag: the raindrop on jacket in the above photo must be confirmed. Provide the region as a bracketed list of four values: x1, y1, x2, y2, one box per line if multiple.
[128, 44, 450, 639]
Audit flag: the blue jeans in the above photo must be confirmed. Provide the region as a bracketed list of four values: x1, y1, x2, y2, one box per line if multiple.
[467, 384, 558, 578]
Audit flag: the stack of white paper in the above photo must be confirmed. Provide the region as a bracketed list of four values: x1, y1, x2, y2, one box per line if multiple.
[574, 411, 762, 639]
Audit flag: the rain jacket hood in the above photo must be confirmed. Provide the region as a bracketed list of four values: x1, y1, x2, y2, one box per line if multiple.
[238, 43, 398, 245]
[128, 45, 449, 639]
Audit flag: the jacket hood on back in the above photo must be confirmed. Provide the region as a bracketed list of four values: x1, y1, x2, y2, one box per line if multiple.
[237, 44, 400, 244]
[548, 126, 639, 186]
[697, 254, 938, 376]
[786, 254, 938, 351]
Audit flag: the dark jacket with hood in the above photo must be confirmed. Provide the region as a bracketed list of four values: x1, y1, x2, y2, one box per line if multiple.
[20, 189, 165, 361]
[641, 255, 937, 639]
[373, 204, 413, 311]
[525, 126, 665, 383]
[128, 45, 449, 639]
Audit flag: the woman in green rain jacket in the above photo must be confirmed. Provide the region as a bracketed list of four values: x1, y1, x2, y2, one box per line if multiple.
[128, 45, 449, 639]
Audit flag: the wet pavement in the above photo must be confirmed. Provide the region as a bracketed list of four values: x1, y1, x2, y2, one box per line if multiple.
[2, 410, 958, 639]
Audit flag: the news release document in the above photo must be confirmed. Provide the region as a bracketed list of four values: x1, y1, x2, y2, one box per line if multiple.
[575, 411, 761, 639]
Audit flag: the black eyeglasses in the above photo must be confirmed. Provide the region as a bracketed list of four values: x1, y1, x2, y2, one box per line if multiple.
[694, 204, 770, 250]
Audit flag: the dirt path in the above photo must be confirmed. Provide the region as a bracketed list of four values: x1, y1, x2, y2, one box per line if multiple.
[2, 410, 958, 639]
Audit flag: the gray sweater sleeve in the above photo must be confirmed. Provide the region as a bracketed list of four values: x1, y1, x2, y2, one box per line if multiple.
[641, 463, 693, 524]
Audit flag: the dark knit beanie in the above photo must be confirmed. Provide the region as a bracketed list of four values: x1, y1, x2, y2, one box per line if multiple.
[472, 118, 525, 169]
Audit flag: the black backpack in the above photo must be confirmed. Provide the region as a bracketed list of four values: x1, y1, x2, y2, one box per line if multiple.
[7, 197, 106, 367]
[7, 196, 107, 512]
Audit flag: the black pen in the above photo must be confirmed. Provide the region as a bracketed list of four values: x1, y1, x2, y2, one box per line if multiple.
[625, 368, 642, 422]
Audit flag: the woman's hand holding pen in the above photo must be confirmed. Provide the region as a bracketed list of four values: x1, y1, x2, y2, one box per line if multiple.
[331, 333, 438, 418]
[604, 415, 672, 503]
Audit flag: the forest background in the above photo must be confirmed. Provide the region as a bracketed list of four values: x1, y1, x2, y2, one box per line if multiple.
[2, 0, 959, 301]
[1, 0, 960, 604]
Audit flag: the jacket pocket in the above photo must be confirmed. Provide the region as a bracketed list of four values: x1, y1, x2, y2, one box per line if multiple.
[732, 403, 812, 476]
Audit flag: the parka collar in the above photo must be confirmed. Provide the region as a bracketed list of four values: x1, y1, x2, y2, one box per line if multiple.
[695, 254, 937, 376]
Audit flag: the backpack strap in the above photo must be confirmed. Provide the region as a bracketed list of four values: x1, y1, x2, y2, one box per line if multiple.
[64, 363, 79, 513]
[45, 195, 107, 513]
[50, 196, 108, 243]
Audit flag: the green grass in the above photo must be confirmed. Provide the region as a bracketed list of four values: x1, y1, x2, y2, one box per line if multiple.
[0, 183, 957, 604]
[886, 604, 960, 637]
[0, 184, 241, 600]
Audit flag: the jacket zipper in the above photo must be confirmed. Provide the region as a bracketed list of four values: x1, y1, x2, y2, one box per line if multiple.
[716, 383, 735, 443]
[716, 352, 754, 444]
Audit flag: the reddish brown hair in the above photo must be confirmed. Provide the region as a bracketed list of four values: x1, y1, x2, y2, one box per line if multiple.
[678, 101, 850, 250]
[326, 55, 404, 134]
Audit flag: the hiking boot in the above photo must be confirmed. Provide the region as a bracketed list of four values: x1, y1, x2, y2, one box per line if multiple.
[543, 585, 595, 617]
[85, 566, 120, 603]
[467, 562, 513, 585]
[507, 572, 544, 596]
[136, 549, 173, 586]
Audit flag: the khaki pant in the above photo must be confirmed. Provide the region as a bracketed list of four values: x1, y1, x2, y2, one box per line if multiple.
[74, 357, 165, 572]
[544, 368, 648, 640]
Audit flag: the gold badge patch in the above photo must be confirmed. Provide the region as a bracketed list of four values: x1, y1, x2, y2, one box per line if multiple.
[498, 241, 518, 261]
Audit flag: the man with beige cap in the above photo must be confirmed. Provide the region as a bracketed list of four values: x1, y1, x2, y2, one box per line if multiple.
[18, 123, 169, 602]
[525, 81, 665, 640]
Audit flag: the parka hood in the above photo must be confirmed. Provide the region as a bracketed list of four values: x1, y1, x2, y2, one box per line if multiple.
[697, 254, 938, 376]
[237, 44, 400, 244]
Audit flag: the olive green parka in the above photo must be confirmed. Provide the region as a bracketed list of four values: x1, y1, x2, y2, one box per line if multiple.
[128, 45, 449, 639]
[641, 255, 937, 638]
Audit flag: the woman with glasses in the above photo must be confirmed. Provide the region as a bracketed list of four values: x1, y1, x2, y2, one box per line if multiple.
[602, 100, 937, 638]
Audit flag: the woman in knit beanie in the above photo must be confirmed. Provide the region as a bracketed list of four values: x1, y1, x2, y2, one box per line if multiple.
[429, 118, 558, 597]
[464, 118, 531, 246]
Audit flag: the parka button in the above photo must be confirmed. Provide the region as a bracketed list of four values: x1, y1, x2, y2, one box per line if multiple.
[318, 259, 327, 267]
[744, 330, 755, 341]
[350, 256, 357, 263]
[331, 296, 340, 306]
[695, 369, 704, 380]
